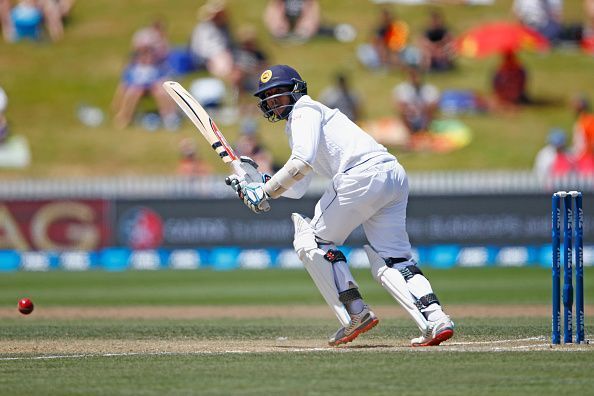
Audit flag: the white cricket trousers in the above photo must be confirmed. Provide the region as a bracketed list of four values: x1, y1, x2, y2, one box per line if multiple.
[310, 158, 413, 260]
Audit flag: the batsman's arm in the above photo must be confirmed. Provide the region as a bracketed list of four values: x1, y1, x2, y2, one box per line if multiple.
[264, 156, 313, 199]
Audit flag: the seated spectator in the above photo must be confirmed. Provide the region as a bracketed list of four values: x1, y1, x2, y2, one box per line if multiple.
[359, 7, 410, 70]
[176, 138, 213, 176]
[319, 73, 362, 123]
[571, 94, 594, 174]
[111, 28, 178, 130]
[512, 0, 562, 43]
[0, 0, 64, 42]
[263, 0, 320, 42]
[419, 9, 455, 72]
[0, 86, 31, 168]
[491, 51, 530, 110]
[234, 119, 274, 175]
[189, 0, 235, 80]
[132, 18, 170, 65]
[393, 66, 440, 135]
[533, 128, 574, 178]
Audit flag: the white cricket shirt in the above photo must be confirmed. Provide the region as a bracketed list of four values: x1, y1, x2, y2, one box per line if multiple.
[285, 95, 392, 179]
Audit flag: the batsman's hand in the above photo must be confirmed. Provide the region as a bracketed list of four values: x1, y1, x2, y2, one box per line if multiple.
[225, 175, 271, 214]
[239, 156, 271, 183]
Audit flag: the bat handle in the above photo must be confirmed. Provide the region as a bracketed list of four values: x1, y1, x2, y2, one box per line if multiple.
[230, 160, 271, 212]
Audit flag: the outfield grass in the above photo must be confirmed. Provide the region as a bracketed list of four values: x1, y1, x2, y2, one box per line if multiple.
[1, 268, 593, 394]
[1, 267, 592, 307]
[0, 0, 592, 178]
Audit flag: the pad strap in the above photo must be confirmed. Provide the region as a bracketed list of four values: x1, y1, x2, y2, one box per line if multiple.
[323, 249, 347, 264]
[264, 156, 313, 198]
[414, 293, 440, 310]
[338, 287, 362, 304]
[385, 257, 408, 267]
[398, 265, 424, 281]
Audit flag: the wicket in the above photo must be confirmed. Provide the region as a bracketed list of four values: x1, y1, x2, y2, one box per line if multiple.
[552, 191, 585, 344]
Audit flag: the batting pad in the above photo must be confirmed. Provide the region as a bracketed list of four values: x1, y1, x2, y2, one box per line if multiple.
[364, 245, 429, 332]
[292, 213, 351, 327]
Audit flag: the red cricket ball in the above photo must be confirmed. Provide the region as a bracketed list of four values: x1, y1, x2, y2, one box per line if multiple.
[18, 298, 34, 315]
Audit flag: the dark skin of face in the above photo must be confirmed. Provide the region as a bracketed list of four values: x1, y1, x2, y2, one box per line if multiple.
[264, 87, 291, 118]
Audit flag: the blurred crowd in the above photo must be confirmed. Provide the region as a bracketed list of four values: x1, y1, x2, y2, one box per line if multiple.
[0, 0, 74, 42]
[1, 0, 594, 179]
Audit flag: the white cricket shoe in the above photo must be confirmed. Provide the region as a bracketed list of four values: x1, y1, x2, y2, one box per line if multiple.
[411, 315, 454, 347]
[328, 305, 379, 347]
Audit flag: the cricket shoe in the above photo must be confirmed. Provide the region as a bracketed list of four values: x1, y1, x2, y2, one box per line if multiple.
[411, 315, 454, 347]
[328, 305, 379, 347]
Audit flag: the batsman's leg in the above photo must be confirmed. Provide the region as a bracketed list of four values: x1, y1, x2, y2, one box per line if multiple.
[364, 245, 454, 346]
[292, 214, 378, 346]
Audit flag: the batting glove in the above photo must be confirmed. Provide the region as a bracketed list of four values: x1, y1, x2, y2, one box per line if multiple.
[239, 156, 271, 183]
[225, 175, 271, 214]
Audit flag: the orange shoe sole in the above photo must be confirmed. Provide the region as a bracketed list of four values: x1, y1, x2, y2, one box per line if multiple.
[329, 318, 379, 347]
[412, 328, 454, 347]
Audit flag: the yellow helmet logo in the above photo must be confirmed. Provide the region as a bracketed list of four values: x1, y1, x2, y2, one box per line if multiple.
[260, 70, 272, 83]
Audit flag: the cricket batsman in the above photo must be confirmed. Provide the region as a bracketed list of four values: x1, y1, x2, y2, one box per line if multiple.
[226, 64, 454, 347]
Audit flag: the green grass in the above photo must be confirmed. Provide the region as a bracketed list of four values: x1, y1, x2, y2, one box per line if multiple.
[0, 349, 592, 396]
[1, 267, 592, 307]
[0, 0, 592, 178]
[1, 268, 594, 395]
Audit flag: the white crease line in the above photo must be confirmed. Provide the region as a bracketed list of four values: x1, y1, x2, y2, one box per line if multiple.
[448, 336, 546, 346]
[0, 351, 179, 361]
[493, 343, 551, 351]
[0, 348, 338, 361]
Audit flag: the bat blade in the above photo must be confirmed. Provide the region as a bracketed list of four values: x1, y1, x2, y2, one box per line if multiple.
[162, 81, 239, 166]
[163, 81, 270, 212]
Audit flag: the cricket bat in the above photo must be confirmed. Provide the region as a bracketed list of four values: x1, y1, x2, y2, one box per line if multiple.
[162, 81, 270, 210]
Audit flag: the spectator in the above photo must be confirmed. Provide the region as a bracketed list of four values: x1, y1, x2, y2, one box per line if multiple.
[419, 9, 455, 72]
[189, 0, 235, 80]
[571, 95, 594, 174]
[234, 119, 274, 174]
[491, 51, 529, 110]
[176, 138, 213, 176]
[263, 0, 320, 42]
[0, 86, 31, 168]
[393, 66, 440, 135]
[364, 7, 410, 70]
[512, 0, 563, 43]
[111, 27, 177, 130]
[319, 73, 363, 123]
[0, 0, 64, 42]
[132, 18, 170, 65]
[533, 128, 574, 178]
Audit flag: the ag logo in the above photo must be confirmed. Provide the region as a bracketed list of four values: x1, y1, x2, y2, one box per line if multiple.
[260, 70, 272, 83]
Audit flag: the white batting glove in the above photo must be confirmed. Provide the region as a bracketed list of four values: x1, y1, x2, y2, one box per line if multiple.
[239, 156, 271, 184]
[225, 175, 271, 214]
